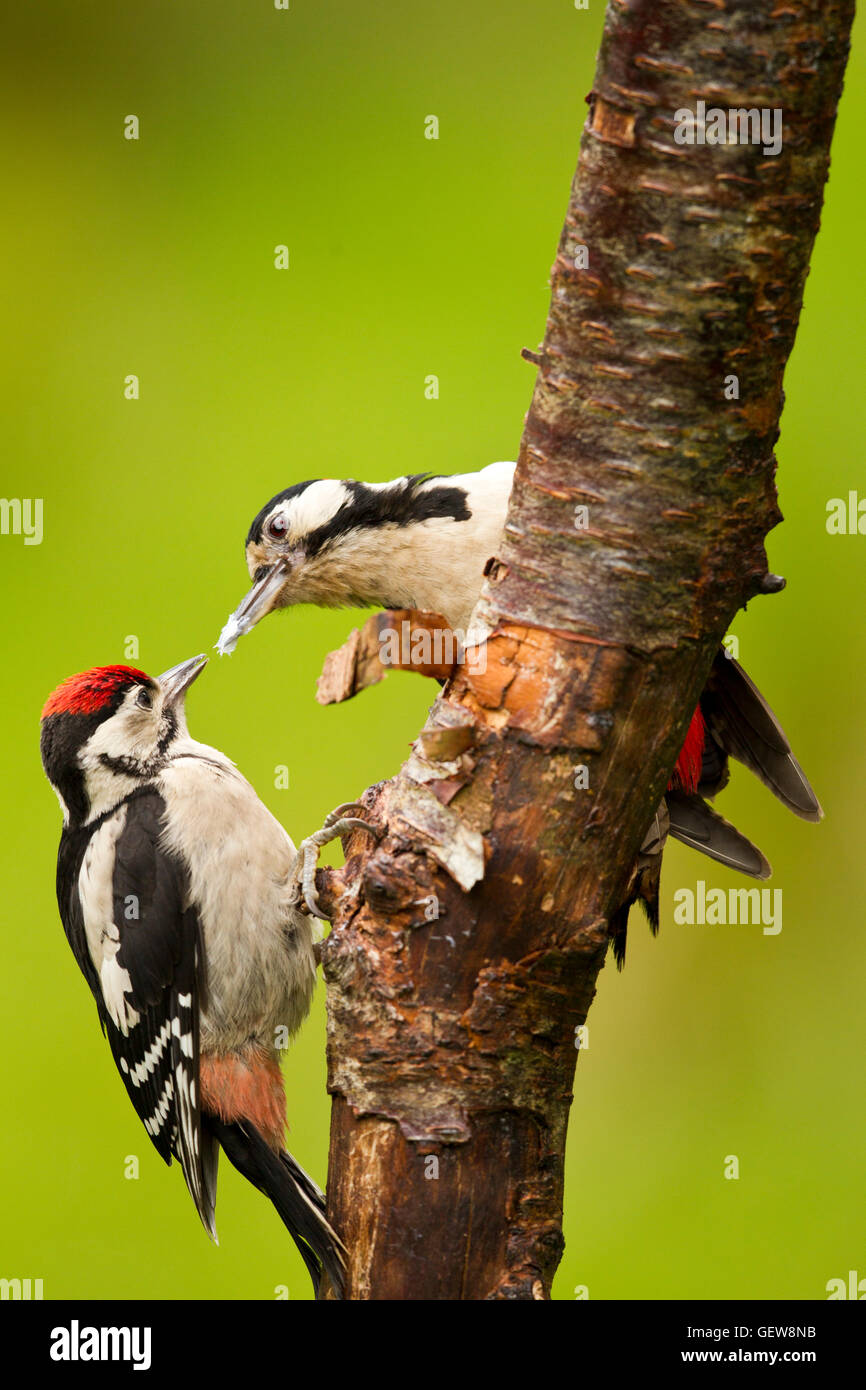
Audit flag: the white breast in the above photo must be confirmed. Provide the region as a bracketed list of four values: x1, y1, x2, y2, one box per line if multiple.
[157, 742, 316, 1053]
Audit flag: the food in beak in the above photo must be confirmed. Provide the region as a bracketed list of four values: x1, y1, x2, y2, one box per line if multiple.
[216, 562, 289, 655]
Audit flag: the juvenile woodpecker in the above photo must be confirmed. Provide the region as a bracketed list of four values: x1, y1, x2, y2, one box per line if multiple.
[218, 463, 821, 961]
[40, 656, 348, 1297]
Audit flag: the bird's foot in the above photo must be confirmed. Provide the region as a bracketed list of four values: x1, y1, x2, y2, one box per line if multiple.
[292, 802, 380, 918]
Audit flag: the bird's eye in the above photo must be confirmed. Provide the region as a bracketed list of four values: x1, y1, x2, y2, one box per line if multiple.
[267, 514, 288, 540]
[136, 688, 153, 710]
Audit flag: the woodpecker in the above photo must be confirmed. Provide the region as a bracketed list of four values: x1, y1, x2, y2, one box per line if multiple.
[216, 463, 514, 650]
[218, 462, 821, 962]
[40, 656, 348, 1297]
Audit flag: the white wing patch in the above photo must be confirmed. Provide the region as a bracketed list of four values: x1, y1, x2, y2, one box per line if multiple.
[99, 954, 140, 1035]
[78, 806, 141, 1034]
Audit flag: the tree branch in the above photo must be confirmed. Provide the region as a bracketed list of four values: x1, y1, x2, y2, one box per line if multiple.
[320, 0, 854, 1300]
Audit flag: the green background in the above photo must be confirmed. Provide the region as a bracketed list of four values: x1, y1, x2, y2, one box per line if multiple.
[1, 1, 863, 1301]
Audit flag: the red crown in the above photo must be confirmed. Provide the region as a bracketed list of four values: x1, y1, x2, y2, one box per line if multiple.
[41, 666, 151, 721]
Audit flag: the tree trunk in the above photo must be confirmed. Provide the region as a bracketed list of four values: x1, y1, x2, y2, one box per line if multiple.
[319, 0, 854, 1300]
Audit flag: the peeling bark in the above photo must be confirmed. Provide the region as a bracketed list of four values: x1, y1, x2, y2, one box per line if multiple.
[320, 0, 854, 1300]
[316, 610, 460, 704]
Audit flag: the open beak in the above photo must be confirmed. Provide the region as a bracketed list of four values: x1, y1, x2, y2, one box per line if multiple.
[158, 654, 208, 706]
[216, 560, 290, 655]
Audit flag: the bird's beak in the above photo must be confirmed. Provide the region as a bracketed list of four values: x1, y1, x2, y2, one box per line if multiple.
[216, 560, 290, 655]
[158, 654, 208, 706]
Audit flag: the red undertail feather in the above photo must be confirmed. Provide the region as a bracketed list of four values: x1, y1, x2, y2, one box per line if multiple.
[669, 706, 706, 795]
[200, 1049, 287, 1152]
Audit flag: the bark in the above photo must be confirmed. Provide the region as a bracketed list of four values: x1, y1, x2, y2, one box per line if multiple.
[318, 0, 854, 1300]
[315, 610, 461, 704]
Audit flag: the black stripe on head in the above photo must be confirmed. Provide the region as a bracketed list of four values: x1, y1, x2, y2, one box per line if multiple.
[246, 475, 472, 556]
[246, 482, 318, 547]
[40, 711, 105, 825]
[303, 475, 471, 559]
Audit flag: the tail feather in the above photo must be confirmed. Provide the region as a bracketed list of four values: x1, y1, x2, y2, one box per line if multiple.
[610, 648, 820, 968]
[667, 791, 771, 879]
[609, 804, 666, 970]
[608, 887, 661, 972]
[205, 1116, 346, 1300]
[198, 1128, 220, 1244]
[609, 902, 630, 971]
[701, 654, 822, 821]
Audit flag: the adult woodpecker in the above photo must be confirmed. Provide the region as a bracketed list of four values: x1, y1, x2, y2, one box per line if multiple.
[217, 462, 821, 961]
[39, 656, 350, 1297]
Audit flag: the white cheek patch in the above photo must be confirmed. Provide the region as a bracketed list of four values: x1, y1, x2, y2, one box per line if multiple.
[285, 480, 350, 538]
[78, 755, 138, 823]
[78, 702, 162, 819]
[82, 702, 159, 767]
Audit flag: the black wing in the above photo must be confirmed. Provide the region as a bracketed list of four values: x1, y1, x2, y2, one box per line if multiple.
[667, 790, 771, 879]
[700, 653, 822, 821]
[57, 790, 214, 1238]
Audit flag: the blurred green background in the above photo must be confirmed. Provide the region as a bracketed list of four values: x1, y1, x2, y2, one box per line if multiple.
[1, 1, 863, 1302]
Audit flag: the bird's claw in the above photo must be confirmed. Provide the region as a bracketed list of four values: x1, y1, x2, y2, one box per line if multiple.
[292, 803, 381, 919]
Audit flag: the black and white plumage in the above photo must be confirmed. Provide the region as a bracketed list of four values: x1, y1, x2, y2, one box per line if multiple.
[219, 462, 821, 963]
[217, 463, 513, 652]
[59, 786, 206, 1217]
[40, 657, 345, 1297]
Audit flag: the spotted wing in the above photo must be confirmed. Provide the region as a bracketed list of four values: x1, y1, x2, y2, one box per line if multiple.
[64, 790, 213, 1238]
